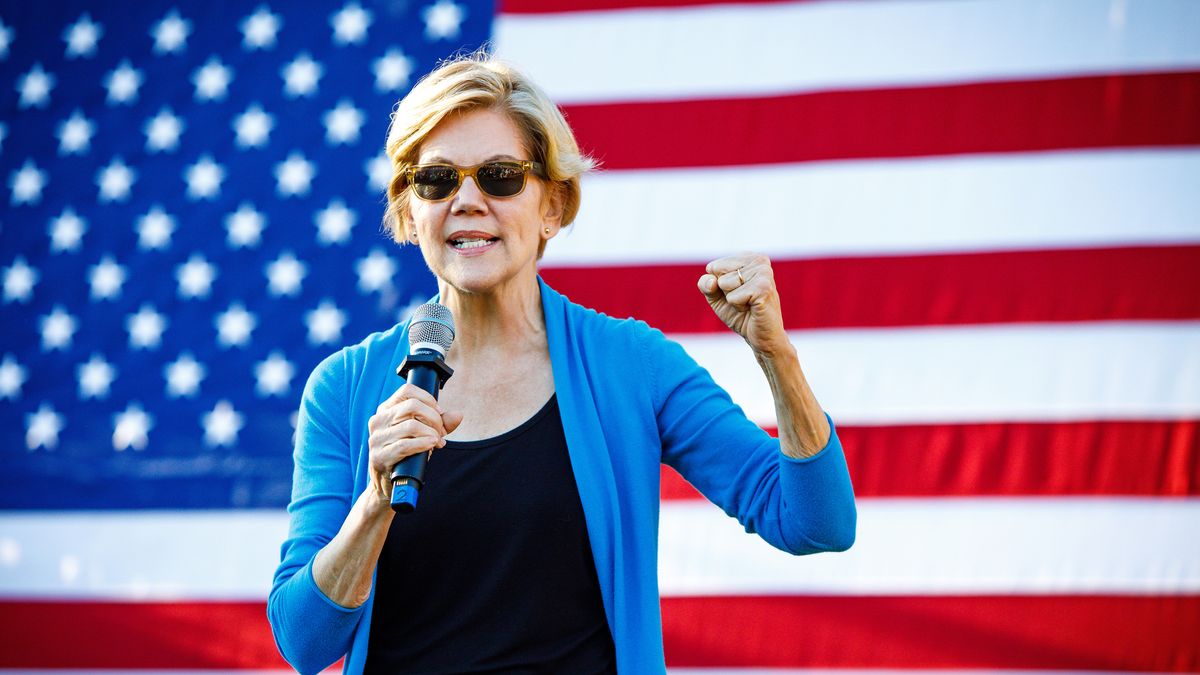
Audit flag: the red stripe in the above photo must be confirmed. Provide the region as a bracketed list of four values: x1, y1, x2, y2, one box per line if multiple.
[542, 246, 1200, 331]
[0, 600, 287, 669]
[661, 594, 1200, 670]
[559, 72, 1200, 169]
[501, 0, 802, 14]
[663, 419, 1200, 499]
[4, 596, 1196, 670]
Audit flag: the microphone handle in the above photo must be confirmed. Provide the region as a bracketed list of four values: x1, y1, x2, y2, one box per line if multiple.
[390, 353, 452, 513]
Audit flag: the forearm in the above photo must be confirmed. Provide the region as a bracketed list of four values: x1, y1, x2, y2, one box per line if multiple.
[755, 341, 830, 459]
[312, 489, 395, 608]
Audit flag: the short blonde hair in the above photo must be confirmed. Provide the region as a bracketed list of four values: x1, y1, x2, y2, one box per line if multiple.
[382, 53, 594, 249]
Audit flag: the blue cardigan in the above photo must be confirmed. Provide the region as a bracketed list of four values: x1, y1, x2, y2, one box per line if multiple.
[268, 278, 856, 674]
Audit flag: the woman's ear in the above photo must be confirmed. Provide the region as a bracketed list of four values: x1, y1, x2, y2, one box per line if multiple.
[541, 184, 565, 226]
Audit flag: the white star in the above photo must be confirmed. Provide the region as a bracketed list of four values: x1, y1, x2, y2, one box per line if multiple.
[104, 60, 142, 105]
[241, 6, 281, 50]
[17, 63, 54, 109]
[356, 248, 397, 293]
[216, 303, 256, 348]
[127, 304, 167, 349]
[0, 354, 27, 399]
[78, 354, 116, 399]
[366, 153, 391, 192]
[176, 253, 216, 299]
[397, 296, 427, 324]
[63, 13, 102, 58]
[145, 107, 184, 152]
[373, 48, 414, 92]
[58, 110, 94, 154]
[305, 300, 347, 345]
[316, 198, 355, 245]
[40, 306, 77, 351]
[0, 19, 13, 60]
[193, 56, 232, 101]
[233, 104, 274, 149]
[97, 157, 136, 202]
[255, 351, 295, 397]
[88, 255, 126, 300]
[50, 207, 86, 252]
[202, 400, 244, 447]
[226, 202, 266, 248]
[331, 3, 372, 45]
[151, 10, 190, 54]
[423, 0, 465, 40]
[3, 257, 38, 303]
[113, 403, 153, 451]
[324, 99, 365, 145]
[282, 53, 322, 98]
[10, 160, 47, 205]
[266, 251, 306, 297]
[26, 404, 64, 451]
[164, 352, 205, 398]
[137, 206, 175, 250]
[276, 151, 315, 197]
[185, 155, 224, 200]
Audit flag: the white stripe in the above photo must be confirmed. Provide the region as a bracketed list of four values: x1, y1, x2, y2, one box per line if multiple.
[659, 498, 1200, 595]
[495, 0, 1200, 103]
[0, 511, 287, 600]
[541, 149, 1200, 265]
[3, 499, 1197, 599]
[677, 321, 1200, 426]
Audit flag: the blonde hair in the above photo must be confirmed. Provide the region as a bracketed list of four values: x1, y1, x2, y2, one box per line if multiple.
[382, 53, 594, 251]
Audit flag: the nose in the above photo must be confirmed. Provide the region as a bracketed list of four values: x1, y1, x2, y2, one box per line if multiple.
[450, 174, 488, 216]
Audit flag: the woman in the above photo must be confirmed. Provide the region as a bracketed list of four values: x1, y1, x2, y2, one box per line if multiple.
[269, 55, 856, 674]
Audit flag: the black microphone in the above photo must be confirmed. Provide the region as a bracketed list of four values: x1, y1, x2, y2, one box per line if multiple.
[390, 303, 455, 513]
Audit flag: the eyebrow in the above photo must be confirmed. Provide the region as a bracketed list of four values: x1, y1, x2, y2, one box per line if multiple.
[421, 153, 521, 164]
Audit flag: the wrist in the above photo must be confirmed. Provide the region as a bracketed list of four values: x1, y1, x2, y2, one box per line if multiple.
[753, 337, 797, 366]
[359, 486, 395, 522]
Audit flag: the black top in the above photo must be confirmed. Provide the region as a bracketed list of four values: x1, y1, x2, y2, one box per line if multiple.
[365, 395, 617, 674]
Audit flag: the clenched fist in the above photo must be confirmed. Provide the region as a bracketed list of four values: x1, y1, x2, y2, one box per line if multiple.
[698, 253, 790, 357]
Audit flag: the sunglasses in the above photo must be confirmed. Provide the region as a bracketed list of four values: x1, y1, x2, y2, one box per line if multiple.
[404, 160, 545, 202]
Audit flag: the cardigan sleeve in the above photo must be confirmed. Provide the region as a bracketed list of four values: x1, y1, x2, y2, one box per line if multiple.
[267, 349, 367, 674]
[646, 326, 856, 554]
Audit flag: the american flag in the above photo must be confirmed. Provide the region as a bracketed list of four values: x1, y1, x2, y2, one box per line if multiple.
[2, 0, 1198, 671]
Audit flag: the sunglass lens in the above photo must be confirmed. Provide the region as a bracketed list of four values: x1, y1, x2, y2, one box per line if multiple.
[477, 163, 526, 197]
[413, 166, 459, 200]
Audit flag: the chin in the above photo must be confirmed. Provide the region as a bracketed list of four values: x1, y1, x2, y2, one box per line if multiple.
[436, 259, 535, 297]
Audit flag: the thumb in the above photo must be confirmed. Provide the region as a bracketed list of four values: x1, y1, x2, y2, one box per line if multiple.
[442, 409, 465, 435]
[697, 273, 721, 298]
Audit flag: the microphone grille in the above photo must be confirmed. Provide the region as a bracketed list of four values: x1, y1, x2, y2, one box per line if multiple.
[408, 303, 455, 353]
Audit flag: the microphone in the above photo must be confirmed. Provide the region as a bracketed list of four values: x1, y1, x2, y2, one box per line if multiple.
[390, 303, 455, 513]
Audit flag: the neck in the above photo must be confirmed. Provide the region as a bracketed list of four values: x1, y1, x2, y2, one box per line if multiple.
[437, 267, 545, 359]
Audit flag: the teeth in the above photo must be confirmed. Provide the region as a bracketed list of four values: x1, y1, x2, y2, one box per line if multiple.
[452, 238, 493, 249]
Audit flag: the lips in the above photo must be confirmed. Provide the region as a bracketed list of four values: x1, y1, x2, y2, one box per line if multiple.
[446, 230, 499, 248]
[445, 229, 499, 255]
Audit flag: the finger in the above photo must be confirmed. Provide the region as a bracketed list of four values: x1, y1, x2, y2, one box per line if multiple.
[373, 435, 439, 469]
[705, 254, 757, 277]
[697, 273, 722, 298]
[378, 382, 442, 414]
[723, 282, 760, 308]
[389, 418, 442, 442]
[388, 398, 446, 436]
[442, 410, 465, 435]
[715, 268, 748, 293]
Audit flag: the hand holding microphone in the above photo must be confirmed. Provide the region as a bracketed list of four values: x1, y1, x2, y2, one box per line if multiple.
[365, 303, 461, 514]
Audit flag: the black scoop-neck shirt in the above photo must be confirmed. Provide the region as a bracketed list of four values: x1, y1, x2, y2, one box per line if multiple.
[364, 394, 617, 674]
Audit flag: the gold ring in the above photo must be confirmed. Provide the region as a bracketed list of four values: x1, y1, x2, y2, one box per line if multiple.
[736, 267, 745, 284]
